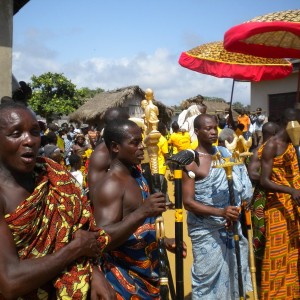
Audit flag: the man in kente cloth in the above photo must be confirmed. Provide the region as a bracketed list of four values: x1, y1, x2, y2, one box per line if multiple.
[0, 101, 115, 299]
[93, 119, 186, 299]
[260, 108, 300, 300]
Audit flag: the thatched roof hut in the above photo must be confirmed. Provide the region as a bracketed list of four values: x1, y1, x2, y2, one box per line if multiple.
[69, 85, 174, 129]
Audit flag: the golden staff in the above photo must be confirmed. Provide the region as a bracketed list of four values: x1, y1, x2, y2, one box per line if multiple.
[225, 136, 259, 299]
[143, 88, 172, 300]
[213, 153, 245, 300]
[243, 201, 258, 300]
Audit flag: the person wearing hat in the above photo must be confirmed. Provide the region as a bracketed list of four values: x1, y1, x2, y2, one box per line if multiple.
[253, 107, 266, 148]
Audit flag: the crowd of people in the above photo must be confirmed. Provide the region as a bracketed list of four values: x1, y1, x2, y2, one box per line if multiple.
[0, 92, 299, 300]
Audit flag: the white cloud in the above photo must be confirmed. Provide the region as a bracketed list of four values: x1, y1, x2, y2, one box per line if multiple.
[13, 46, 250, 107]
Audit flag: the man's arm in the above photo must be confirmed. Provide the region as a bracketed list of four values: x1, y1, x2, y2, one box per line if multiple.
[93, 176, 166, 250]
[247, 149, 261, 181]
[87, 143, 110, 200]
[0, 215, 100, 299]
[260, 140, 300, 203]
[182, 163, 239, 221]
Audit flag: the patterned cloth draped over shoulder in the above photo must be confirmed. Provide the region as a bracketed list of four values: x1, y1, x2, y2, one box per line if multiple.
[101, 166, 160, 300]
[4, 157, 110, 300]
[251, 142, 267, 260]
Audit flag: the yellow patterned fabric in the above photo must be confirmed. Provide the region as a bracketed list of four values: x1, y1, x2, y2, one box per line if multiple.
[261, 143, 300, 300]
[4, 157, 110, 299]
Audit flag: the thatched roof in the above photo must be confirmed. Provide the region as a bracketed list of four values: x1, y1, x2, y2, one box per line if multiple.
[69, 85, 174, 125]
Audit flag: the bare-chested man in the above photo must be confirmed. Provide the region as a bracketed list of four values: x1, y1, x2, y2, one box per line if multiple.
[93, 119, 186, 299]
[0, 101, 115, 299]
[87, 107, 129, 201]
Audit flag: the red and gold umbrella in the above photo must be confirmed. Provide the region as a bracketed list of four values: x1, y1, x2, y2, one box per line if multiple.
[179, 41, 292, 82]
[179, 41, 292, 107]
[224, 9, 300, 59]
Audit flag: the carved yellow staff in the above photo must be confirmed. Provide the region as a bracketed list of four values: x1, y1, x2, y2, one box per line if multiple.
[143, 88, 172, 300]
[243, 201, 258, 300]
[238, 137, 259, 300]
[213, 153, 245, 300]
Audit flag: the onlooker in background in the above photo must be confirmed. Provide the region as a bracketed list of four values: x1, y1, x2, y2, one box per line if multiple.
[88, 124, 99, 148]
[44, 132, 63, 164]
[237, 109, 250, 138]
[168, 121, 191, 154]
[37, 120, 47, 136]
[68, 124, 75, 139]
[57, 128, 66, 153]
[218, 117, 227, 130]
[157, 122, 170, 203]
[69, 153, 84, 188]
[253, 107, 266, 148]
[38, 135, 49, 157]
[63, 130, 73, 165]
[80, 124, 92, 149]
[181, 103, 207, 142]
[71, 134, 89, 158]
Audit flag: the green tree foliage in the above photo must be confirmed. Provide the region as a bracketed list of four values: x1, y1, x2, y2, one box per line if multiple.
[232, 101, 251, 112]
[29, 72, 86, 122]
[78, 87, 104, 99]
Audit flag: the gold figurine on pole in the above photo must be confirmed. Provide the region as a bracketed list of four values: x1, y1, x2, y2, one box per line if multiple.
[141, 88, 171, 300]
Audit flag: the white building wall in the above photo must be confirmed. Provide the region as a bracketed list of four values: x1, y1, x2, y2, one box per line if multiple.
[251, 72, 298, 115]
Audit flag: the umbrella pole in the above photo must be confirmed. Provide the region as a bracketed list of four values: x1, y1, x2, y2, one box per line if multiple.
[229, 79, 235, 110]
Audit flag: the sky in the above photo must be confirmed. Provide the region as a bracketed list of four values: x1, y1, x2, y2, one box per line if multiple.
[12, 0, 299, 107]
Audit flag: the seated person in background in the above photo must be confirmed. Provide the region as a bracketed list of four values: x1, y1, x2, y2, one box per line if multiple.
[0, 101, 114, 300]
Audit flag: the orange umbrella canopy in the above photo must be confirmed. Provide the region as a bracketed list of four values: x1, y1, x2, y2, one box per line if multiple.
[224, 10, 300, 59]
[178, 41, 292, 82]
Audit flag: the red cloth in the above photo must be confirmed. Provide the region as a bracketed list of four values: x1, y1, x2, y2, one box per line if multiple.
[4, 157, 110, 299]
[224, 21, 300, 59]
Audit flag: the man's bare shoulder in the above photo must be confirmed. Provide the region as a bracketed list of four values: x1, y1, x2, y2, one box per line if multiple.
[90, 143, 108, 161]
